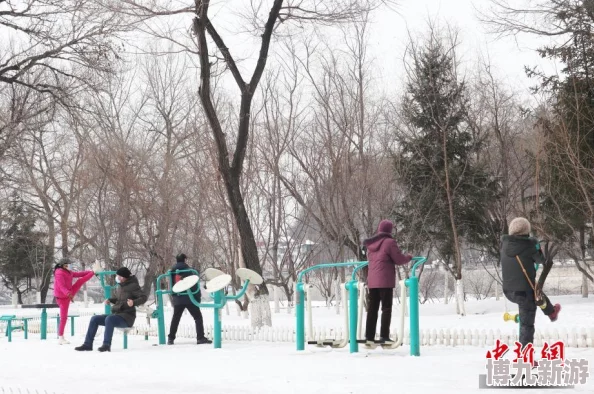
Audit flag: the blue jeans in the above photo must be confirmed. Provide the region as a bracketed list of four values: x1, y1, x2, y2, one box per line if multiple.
[84, 314, 128, 346]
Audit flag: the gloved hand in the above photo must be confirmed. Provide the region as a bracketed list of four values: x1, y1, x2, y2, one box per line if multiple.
[92, 260, 103, 274]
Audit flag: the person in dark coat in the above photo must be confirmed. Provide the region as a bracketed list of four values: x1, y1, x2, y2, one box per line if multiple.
[75, 267, 147, 352]
[362, 219, 412, 343]
[501, 217, 561, 349]
[168, 253, 212, 345]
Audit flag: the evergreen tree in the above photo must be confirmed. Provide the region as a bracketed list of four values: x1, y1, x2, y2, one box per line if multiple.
[395, 32, 499, 314]
[0, 194, 52, 304]
[487, 0, 594, 291]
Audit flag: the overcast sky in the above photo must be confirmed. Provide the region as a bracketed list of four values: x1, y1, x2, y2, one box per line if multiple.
[364, 0, 560, 102]
[127, 0, 561, 109]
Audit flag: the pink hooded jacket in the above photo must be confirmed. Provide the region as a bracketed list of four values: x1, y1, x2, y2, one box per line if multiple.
[363, 220, 411, 289]
[53, 268, 92, 299]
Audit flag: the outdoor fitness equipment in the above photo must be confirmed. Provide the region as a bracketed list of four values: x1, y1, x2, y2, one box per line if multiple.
[295, 256, 427, 356]
[97, 270, 117, 315]
[155, 267, 263, 348]
[96, 269, 154, 346]
[301, 275, 350, 349]
[155, 267, 199, 345]
[295, 261, 366, 351]
[352, 256, 427, 355]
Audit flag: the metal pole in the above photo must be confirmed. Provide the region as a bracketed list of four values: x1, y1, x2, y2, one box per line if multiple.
[40, 308, 47, 340]
[348, 281, 358, 353]
[104, 286, 111, 315]
[157, 290, 166, 345]
[406, 276, 420, 356]
[213, 290, 222, 349]
[296, 283, 305, 351]
[306, 285, 313, 341]
[406, 257, 427, 357]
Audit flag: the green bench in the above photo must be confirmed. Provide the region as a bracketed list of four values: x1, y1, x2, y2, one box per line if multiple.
[1, 315, 35, 342]
[54, 314, 80, 337]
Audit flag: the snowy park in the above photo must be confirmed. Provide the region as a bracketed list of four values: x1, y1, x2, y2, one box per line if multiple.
[4, 0, 594, 393]
[1, 292, 593, 394]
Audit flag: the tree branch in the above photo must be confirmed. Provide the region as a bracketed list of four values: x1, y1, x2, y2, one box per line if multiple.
[203, 17, 246, 90]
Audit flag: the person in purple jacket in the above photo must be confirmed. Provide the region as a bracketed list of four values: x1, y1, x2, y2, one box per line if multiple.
[363, 219, 412, 343]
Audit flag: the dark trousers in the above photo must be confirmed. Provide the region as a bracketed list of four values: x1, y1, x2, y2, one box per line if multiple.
[365, 288, 393, 341]
[84, 314, 128, 346]
[168, 304, 205, 340]
[504, 289, 554, 348]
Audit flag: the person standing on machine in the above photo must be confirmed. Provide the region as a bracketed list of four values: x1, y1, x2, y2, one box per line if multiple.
[363, 219, 412, 344]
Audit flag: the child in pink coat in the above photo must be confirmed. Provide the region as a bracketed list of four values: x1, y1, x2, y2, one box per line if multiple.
[53, 258, 96, 344]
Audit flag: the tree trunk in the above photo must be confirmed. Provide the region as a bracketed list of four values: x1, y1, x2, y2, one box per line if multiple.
[495, 280, 500, 301]
[441, 114, 464, 315]
[60, 214, 69, 257]
[143, 271, 156, 298]
[580, 228, 589, 298]
[282, 282, 292, 305]
[444, 271, 449, 304]
[455, 279, 466, 315]
[193, 0, 282, 328]
[274, 286, 280, 313]
[335, 280, 341, 315]
[40, 271, 51, 303]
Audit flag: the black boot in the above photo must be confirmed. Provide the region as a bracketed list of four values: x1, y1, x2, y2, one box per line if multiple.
[74, 344, 93, 351]
[197, 337, 212, 345]
[167, 339, 174, 345]
[98, 344, 111, 352]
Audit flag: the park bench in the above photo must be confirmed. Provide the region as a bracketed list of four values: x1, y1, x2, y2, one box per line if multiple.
[1, 315, 35, 342]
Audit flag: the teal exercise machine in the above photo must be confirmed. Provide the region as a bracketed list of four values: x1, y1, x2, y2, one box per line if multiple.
[295, 257, 427, 356]
[154, 267, 263, 348]
[97, 270, 117, 314]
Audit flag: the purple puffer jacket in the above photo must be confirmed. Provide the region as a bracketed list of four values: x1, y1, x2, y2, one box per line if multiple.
[363, 220, 411, 289]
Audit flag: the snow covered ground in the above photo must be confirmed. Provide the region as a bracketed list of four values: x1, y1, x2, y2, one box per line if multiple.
[1, 294, 593, 393]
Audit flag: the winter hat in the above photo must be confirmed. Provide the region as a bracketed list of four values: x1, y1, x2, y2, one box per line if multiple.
[509, 217, 531, 236]
[377, 220, 393, 234]
[57, 258, 72, 267]
[54, 258, 72, 271]
[116, 267, 132, 279]
[176, 253, 187, 263]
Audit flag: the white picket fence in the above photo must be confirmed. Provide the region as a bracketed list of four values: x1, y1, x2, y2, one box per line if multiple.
[4, 312, 594, 348]
[127, 323, 594, 348]
[0, 388, 60, 394]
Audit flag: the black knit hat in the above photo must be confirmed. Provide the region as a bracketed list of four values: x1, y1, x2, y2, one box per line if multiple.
[116, 267, 132, 279]
[176, 253, 187, 262]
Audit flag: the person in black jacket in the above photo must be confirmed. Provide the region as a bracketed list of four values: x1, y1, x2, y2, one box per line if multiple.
[75, 267, 147, 352]
[501, 217, 561, 348]
[168, 253, 212, 345]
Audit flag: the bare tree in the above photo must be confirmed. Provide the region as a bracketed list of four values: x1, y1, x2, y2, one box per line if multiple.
[280, 15, 397, 267]
[0, 0, 131, 96]
[116, 0, 392, 328]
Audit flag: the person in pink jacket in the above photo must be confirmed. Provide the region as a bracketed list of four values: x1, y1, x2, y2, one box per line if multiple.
[53, 258, 96, 345]
[362, 219, 412, 344]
